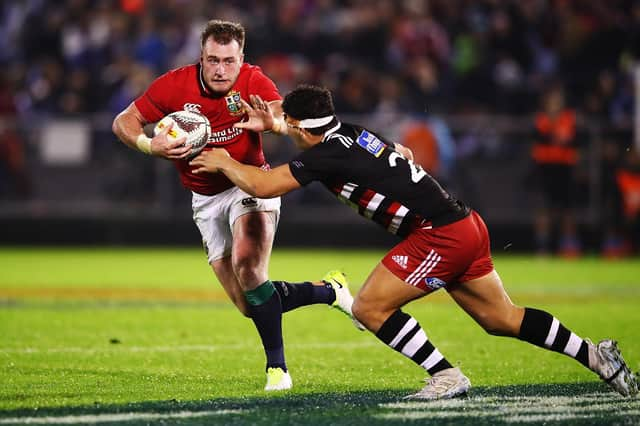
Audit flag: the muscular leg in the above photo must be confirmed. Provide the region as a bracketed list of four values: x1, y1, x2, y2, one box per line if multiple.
[448, 270, 524, 337]
[228, 211, 338, 375]
[231, 212, 274, 292]
[230, 212, 336, 312]
[352, 262, 454, 376]
[230, 211, 287, 371]
[211, 256, 250, 317]
[352, 262, 424, 332]
[449, 269, 590, 367]
[210, 256, 335, 317]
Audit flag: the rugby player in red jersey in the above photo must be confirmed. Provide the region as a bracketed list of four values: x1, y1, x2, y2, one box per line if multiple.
[112, 21, 361, 391]
[190, 84, 638, 399]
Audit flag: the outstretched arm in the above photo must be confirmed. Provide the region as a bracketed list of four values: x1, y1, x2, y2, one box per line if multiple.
[189, 149, 300, 198]
[233, 95, 288, 135]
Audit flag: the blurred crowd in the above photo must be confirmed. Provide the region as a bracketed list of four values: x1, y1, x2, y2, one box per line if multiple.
[1, 0, 640, 254]
[1, 0, 638, 117]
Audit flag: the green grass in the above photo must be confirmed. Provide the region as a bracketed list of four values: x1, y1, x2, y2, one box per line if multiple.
[1, 248, 639, 425]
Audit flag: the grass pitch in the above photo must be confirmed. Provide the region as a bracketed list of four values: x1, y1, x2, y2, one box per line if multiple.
[1, 248, 639, 425]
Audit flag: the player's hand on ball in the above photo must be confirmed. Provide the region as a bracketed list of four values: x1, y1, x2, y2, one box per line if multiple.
[152, 110, 210, 159]
[152, 122, 192, 159]
[190, 148, 231, 174]
[234, 95, 275, 132]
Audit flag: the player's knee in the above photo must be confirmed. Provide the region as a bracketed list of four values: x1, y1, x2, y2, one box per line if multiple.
[352, 298, 392, 331]
[352, 299, 367, 323]
[232, 259, 266, 290]
[479, 314, 520, 337]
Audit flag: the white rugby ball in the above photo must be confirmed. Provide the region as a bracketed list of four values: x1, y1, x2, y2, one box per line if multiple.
[153, 110, 211, 157]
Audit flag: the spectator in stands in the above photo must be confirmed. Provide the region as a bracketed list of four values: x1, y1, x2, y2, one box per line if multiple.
[615, 147, 640, 254]
[0, 73, 30, 199]
[528, 84, 582, 257]
[599, 132, 629, 258]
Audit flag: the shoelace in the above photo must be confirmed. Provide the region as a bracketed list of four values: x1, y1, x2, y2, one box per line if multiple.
[598, 345, 626, 383]
[422, 374, 459, 395]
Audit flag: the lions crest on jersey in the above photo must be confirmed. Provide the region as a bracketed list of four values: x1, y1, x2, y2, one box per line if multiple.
[225, 91, 244, 116]
[356, 130, 386, 157]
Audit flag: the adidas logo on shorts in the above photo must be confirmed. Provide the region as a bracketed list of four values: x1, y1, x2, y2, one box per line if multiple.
[392, 255, 408, 269]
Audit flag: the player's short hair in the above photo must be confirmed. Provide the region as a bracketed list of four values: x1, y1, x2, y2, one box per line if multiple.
[282, 84, 337, 135]
[201, 20, 245, 51]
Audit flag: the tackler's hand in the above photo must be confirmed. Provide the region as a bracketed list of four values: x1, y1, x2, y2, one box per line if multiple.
[233, 95, 276, 133]
[189, 148, 231, 174]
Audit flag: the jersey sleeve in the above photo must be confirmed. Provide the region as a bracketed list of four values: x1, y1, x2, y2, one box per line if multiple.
[247, 67, 281, 102]
[134, 72, 174, 123]
[288, 142, 343, 186]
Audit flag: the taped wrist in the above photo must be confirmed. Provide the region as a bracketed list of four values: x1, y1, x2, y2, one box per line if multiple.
[136, 134, 152, 154]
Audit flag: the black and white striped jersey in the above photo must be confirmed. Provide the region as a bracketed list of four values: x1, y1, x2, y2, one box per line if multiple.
[288, 122, 470, 238]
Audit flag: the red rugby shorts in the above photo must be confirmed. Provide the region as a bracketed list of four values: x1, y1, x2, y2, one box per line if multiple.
[381, 210, 494, 293]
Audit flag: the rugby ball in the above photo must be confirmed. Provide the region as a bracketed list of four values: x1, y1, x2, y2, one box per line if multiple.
[153, 110, 211, 157]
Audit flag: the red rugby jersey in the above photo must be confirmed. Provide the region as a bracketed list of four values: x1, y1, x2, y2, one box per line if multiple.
[134, 63, 281, 195]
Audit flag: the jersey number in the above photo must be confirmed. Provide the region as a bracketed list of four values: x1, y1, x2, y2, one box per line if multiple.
[388, 152, 427, 183]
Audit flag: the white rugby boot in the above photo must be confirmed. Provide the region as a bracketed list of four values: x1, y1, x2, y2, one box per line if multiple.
[322, 270, 366, 331]
[588, 339, 638, 397]
[264, 367, 292, 391]
[405, 367, 471, 400]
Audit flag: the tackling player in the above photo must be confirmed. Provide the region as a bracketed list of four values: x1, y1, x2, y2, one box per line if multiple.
[189, 84, 639, 399]
[112, 21, 361, 391]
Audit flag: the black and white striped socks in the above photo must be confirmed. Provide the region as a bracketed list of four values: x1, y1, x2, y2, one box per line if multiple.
[375, 310, 453, 375]
[518, 307, 590, 367]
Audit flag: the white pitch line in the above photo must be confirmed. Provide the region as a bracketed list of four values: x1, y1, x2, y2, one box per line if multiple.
[376, 394, 640, 423]
[506, 413, 613, 423]
[380, 393, 637, 409]
[0, 341, 380, 355]
[0, 409, 243, 425]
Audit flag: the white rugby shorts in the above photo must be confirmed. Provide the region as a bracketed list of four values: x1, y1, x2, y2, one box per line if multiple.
[192, 186, 281, 263]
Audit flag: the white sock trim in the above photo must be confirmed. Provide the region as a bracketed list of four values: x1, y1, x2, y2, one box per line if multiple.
[564, 333, 582, 357]
[420, 348, 444, 371]
[401, 329, 427, 358]
[389, 317, 417, 348]
[544, 317, 560, 348]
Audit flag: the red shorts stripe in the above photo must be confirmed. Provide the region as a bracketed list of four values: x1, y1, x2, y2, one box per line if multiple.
[381, 210, 494, 293]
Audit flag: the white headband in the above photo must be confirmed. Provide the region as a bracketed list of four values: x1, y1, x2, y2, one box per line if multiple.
[297, 115, 335, 128]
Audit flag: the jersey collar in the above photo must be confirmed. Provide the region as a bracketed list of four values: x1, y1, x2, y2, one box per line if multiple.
[321, 121, 342, 142]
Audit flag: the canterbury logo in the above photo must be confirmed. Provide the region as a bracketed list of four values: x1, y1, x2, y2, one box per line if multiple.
[241, 197, 258, 207]
[392, 255, 408, 269]
[183, 103, 202, 113]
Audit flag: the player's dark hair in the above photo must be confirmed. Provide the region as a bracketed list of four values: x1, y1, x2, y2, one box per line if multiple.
[201, 20, 245, 50]
[282, 84, 338, 135]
